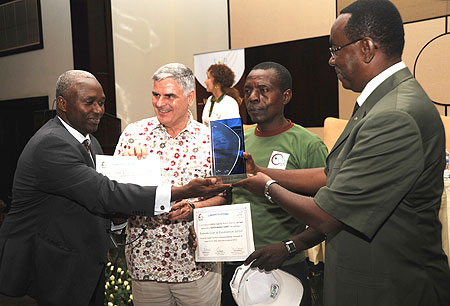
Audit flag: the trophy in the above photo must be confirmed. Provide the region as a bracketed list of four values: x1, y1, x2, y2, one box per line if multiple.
[210, 117, 246, 183]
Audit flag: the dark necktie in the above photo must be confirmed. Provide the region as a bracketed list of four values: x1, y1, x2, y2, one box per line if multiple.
[82, 139, 91, 154]
[352, 102, 360, 116]
[82, 139, 95, 166]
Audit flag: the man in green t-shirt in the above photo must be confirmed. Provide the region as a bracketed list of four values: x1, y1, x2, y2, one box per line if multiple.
[221, 62, 328, 306]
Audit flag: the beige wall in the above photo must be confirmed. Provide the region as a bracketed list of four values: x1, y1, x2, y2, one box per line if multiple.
[338, 0, 450, 23]
[0, 0, 73, 105]
[334, 16, 450, 120]
[405, 16, 450, 116]
[111, 0, 230, 129]
[229, 0, 450, 137]
[229, 0, 336, 49]
[1, 1, 448, 137]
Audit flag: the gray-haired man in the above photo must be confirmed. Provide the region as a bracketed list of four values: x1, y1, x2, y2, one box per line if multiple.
[114, 63, 226, 306]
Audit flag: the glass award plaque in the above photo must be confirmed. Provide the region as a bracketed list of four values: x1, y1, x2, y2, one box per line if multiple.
[210, 117, 246, 183]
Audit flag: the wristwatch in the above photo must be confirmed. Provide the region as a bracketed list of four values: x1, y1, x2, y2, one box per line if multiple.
[264, 179, 279, 203]
[283, 240, 297, 256]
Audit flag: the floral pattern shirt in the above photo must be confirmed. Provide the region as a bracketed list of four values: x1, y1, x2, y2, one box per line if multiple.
[114, 113, 216, 282]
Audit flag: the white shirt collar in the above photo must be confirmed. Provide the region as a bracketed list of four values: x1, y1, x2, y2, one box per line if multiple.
[356, 61, 406, 106]
[57, 116, 91, 144]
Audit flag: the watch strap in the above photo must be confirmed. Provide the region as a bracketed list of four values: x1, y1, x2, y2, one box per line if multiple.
[282, 239, 297, 255]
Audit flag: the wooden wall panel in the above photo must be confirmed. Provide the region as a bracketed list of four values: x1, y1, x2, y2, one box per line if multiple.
[229, 0, 335, 49]
[337, 0, 450, 23]
[70, 0, 120, 154]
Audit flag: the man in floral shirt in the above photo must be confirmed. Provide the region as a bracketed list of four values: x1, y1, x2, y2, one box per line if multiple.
[114, 63, 226, 306]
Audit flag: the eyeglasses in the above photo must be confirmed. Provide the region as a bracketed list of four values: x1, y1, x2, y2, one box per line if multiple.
[329, 38, 363, 59]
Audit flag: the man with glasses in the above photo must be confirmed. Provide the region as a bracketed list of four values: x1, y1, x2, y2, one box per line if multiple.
[234, 1, 450, 305]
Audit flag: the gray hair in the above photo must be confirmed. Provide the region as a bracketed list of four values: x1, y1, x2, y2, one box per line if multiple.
[55, 70, 97, 98]
[152, 63, 194, 96]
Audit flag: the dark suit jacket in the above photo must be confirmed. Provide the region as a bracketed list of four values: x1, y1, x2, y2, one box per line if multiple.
[0, 117, 158, 305]
[315, 68, 450, 305]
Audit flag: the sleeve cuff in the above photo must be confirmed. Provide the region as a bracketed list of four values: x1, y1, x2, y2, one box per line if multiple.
[154, 184, 172, 215]
[110, 221, 127, 232]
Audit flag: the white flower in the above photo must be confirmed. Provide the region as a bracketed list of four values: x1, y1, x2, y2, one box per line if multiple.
[117, 267, 122, 273]
[109, 275, 115, 281]
[124, 280, 129, 286]
[107, 302, 113, 306]
[126, 285, 131, 291]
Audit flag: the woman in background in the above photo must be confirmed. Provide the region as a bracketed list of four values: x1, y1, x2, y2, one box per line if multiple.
[202, 64, 241, 127]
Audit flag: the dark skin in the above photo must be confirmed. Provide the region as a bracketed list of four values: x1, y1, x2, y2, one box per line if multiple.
[328, 14, 400, 93]
[243, 68, 291, 132]
[56, 77, 105, 136]
[232, 13, 403, 270]
[190, 68, 326, 269]
[57, 75, 231, 203]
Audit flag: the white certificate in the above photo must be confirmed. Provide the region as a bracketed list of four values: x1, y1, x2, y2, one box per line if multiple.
[194, 203, 254, 262]
[96, 155, 161, 186]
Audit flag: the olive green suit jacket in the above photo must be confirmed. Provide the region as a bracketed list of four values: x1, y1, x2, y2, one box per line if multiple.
[315, 68, 450, 306]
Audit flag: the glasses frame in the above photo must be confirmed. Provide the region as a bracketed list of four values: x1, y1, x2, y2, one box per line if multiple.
[329, 38, 363, 59]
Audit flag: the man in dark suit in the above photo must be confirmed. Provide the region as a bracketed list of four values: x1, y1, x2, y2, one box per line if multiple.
[0, 70, 228, 306]
[234, 1, 450, 305]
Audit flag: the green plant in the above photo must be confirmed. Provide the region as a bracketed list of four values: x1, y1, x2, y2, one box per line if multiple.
[104, 261, 133, 306]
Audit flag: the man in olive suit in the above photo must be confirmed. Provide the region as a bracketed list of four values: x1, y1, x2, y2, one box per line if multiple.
[235, 1, 450, 305]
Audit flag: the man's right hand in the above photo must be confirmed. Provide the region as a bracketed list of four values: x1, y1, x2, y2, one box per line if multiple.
[171, 177, 231, 202]
[122, 145, 148, 160]
[243, 242, 291, 271]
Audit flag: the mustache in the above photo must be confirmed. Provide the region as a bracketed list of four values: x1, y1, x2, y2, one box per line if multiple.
[87, 115, 103, 120]
[246, 106, 265, 112]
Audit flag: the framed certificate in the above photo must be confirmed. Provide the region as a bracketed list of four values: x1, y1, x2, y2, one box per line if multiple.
[210, 117, 246, 183]
[194, 203, 255, 262]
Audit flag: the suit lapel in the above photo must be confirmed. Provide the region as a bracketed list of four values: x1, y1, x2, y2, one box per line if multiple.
[329, 68, 413, 155]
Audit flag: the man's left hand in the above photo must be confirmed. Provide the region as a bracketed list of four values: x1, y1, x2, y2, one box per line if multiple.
[232, 172, 272, 195]
[188, 225, 198, 252]
[168, 200, 193, 222]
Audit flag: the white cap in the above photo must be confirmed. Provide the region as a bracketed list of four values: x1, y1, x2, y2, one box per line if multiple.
[230, 263, 303, 306]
